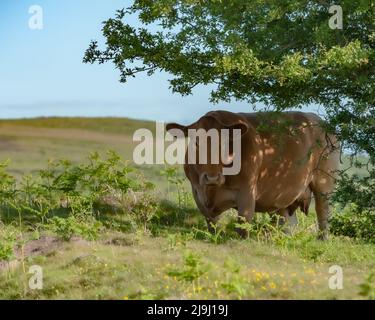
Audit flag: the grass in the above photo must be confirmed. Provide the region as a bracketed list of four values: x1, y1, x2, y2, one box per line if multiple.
[1, 215, 374, 300]
[0, 117, 374, 300]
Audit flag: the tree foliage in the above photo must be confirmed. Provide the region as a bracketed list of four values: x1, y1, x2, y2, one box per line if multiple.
[84, 0, 374, 211]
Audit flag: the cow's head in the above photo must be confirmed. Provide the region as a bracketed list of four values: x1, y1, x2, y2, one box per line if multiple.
[166, 111, 249, 187]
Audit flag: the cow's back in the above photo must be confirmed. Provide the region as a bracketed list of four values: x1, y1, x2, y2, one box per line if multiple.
[238, 112, 330, 211]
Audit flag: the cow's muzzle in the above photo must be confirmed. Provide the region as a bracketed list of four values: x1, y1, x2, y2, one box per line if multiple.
[200, 172, 225, 186]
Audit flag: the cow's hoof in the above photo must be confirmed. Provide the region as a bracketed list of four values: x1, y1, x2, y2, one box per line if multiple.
[317, 232, 328, 241]
[206, 220, 217, 234]
[207, 225, 216, 235]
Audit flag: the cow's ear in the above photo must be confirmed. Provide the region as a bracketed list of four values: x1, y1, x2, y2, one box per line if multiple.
[227, 123, 249, 138]
[206, 111, 249, 138]
[166, 123, 188, 137]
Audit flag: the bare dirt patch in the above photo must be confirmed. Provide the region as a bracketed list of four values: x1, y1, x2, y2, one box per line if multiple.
[20, 236, 62, 258]
[0, 236, 88, 272]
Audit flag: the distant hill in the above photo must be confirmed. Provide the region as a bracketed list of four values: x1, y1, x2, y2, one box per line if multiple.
[0, 117, 156, 135]
[0, 117, 157, 178]
[0, 117, 368, 179]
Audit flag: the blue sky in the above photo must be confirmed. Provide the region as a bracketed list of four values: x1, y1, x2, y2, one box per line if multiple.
[0, 1, 316, 123]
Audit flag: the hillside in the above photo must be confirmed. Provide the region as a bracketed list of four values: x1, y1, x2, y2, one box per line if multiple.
[0, 117, 368, 176]
[0, 117, 153, 174]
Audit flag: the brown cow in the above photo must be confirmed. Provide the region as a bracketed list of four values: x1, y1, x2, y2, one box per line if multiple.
[166, 111, 339, 239]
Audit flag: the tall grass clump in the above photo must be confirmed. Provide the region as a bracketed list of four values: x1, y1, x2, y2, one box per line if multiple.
[0, 151, 158, 240]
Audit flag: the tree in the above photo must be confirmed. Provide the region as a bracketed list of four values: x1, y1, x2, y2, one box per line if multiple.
[84, 0, 374, 211]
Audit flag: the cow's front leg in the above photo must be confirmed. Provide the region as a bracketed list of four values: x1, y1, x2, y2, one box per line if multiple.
[235, 195, 256, 238]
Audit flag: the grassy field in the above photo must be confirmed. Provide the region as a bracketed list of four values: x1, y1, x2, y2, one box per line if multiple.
[0, 117, 374, 300]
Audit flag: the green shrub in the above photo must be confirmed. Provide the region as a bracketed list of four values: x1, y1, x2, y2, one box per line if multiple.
[0, 151, 157, 239]
[234, 213, 282, 241]
[330, 204, 375, 243]
[167, 252, 207, 282]
[48, 216, 103, 241]
[359, 271, 375, 300]
[0, 225, 17, 261]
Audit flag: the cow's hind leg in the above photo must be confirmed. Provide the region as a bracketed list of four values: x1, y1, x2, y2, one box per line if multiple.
[311, 164, 337, 240]
[311, 135, 339, 240]
[313, 191, 330, 240]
